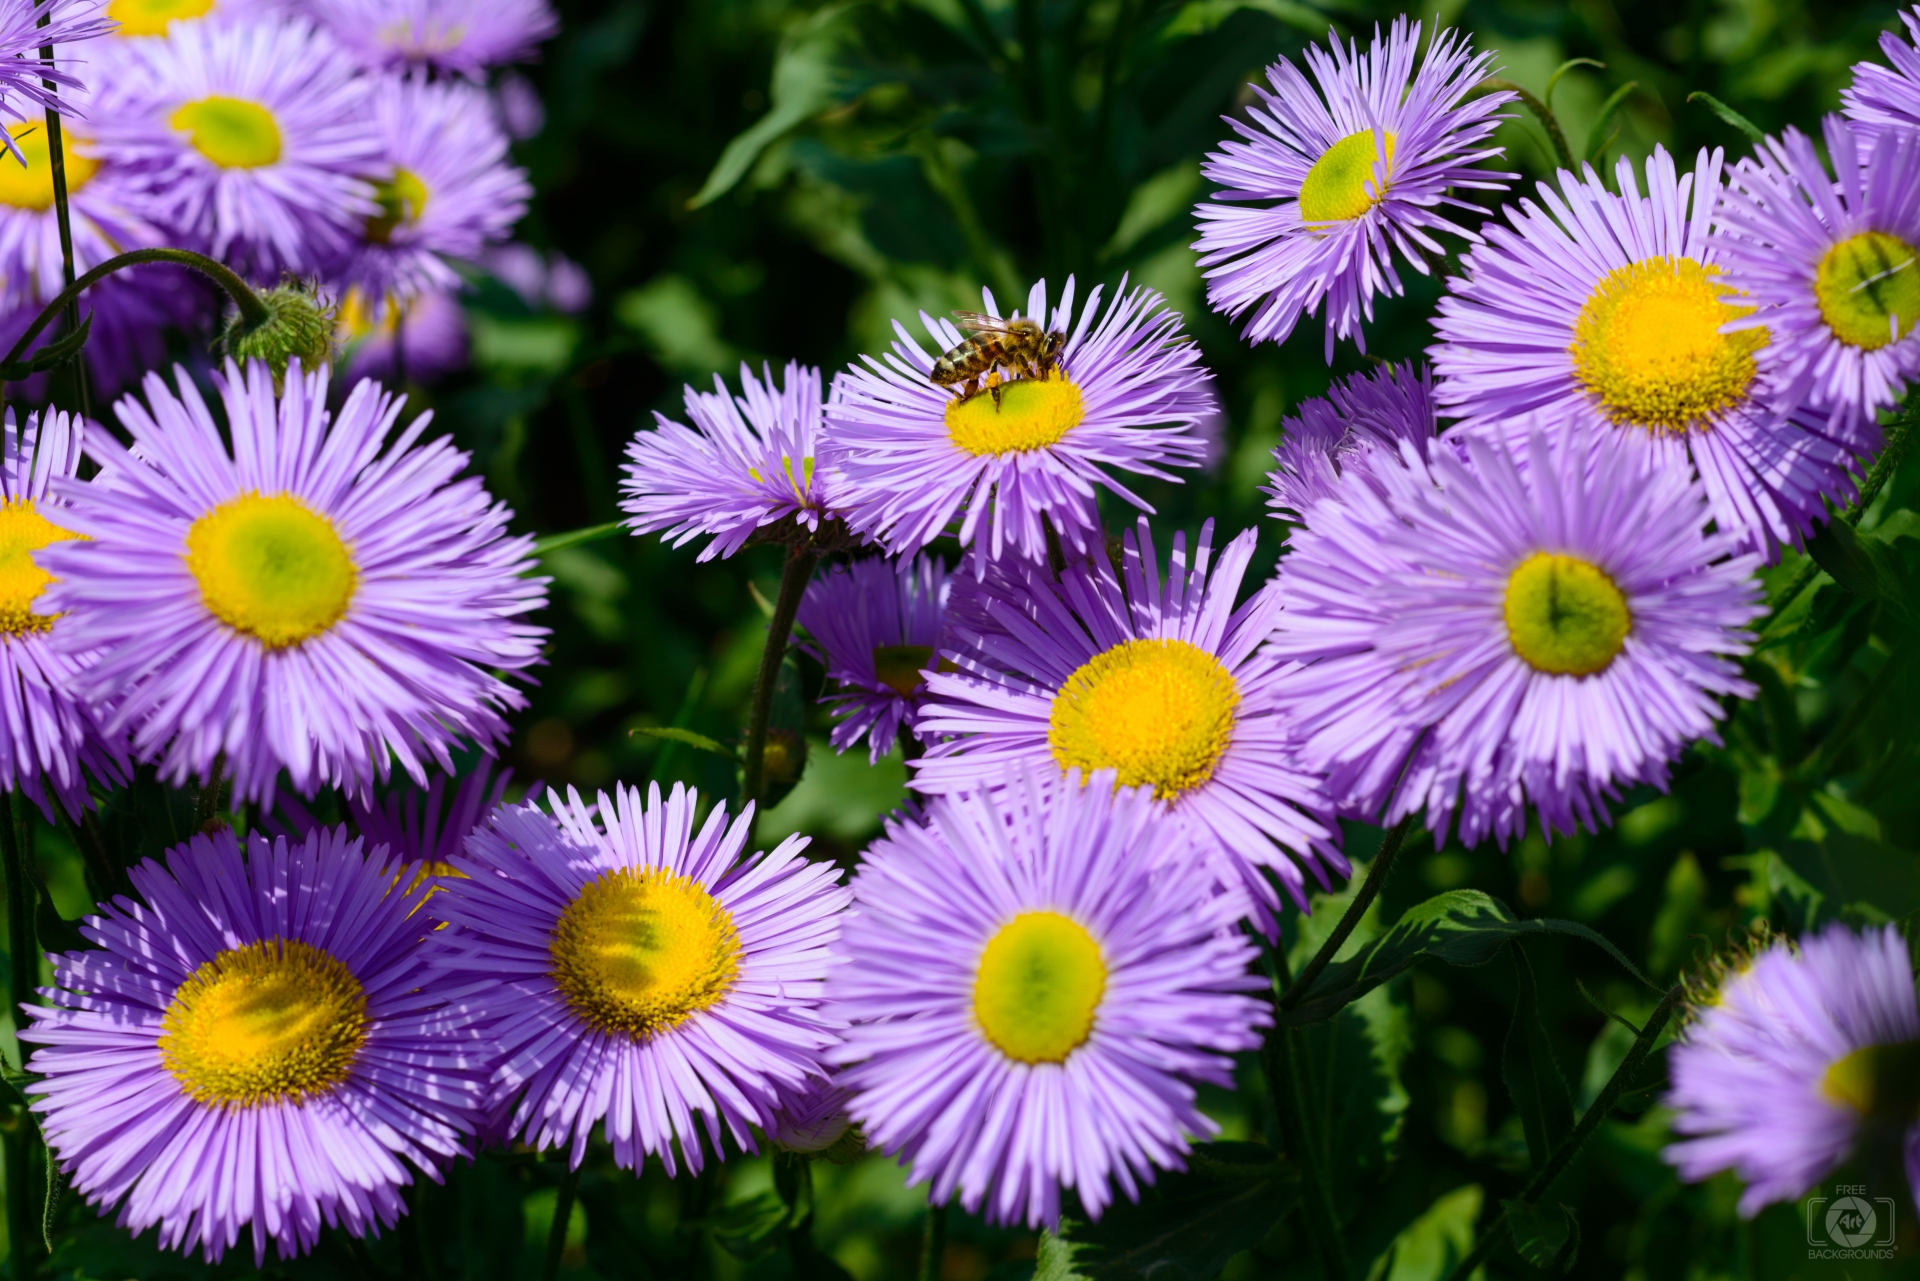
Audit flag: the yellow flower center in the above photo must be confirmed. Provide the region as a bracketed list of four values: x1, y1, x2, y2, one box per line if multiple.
[1048, 637, 1238, 801]
[170, 96, 282, 170]
[945, 373, 1085, 457]
[1571, 257, 1764, 433]
[972, 910, 1106, 1064]
[185, 493, 357, 649]
[0, 124, 98, 210]
[0, 499, 77, 636]
[1503, 552, 1630, 676]
[365, 168, 430, 244]
[1814, 231, 1920, 351]
[158, 939, 369, 1108]
[549, 867, 741, 1042]
[1298, 129, 1397, 223]
[872, 644, 933, 698]
[107, 0, 215, 36]
[1821, 1039, 1920, 1123]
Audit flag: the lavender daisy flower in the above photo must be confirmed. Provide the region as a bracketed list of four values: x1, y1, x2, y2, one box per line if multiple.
[797, 552, 950, 763]
[430, 781, 850, 1172]
[39, 359, 548, 805]
[1713, 116, 1920, 437]
[1431, 146, 1861, 561]
[0, 408, 127, 817]
[0, 118, 166, 310]
[622, 361, 838, 560]
[915, 516, 1339, 930]
[338, 286, 469, 385]
[1666, 924, 1920, 1215]
[92, 15, 382, 276]
[0, 2, 114, 160]
[20, 824, 487, 1264]
[299, 0, 557, 77]
[827, 277, 1213, 566]
[1842, 7, 1920, 142]
[1267, 359, 1437, 519]
[768, 1074, 859, 1157]
[351, 754, 522, 877]
[1270, 419, 1760, 848]
[1193, 18, 1513, 358]
[829, 769, 1269, 1227]
[328, 73, 530, 302]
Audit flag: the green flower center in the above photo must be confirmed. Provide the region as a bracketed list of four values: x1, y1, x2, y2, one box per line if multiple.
[1815, 231, 1920, 351]
[185, 493, 357, 649]
[972, 911, 1106, 1064]
[365, 168, 431, 244]
[171, 96, 282, 170]
[1298, 129, 1397, 223]
[1503, 552, 1630, 677]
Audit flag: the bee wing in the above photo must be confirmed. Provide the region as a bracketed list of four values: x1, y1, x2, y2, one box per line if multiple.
[952, 311, 1023, 335]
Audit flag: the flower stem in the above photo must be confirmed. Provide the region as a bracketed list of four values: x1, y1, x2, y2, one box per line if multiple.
[2, 792, 43, 1281]
[1443, 983, 1685, 1281]
[33, 17, 87, 421]
[1263, 1020, 1348, 1281]
[1475, 78, 1573, 171]
[1280, 817, 1413, 1012]
[917, 1200, 947, 1281]
[540, 1165, 581, 1281]
[740, 544, 816, 845]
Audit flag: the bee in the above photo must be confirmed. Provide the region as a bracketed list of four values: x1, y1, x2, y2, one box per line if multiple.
[930, 313, 1067, 410]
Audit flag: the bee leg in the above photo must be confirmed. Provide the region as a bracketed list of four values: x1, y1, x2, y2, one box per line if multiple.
[988, 372, 1004, 411]
[959, 377, 978, 403]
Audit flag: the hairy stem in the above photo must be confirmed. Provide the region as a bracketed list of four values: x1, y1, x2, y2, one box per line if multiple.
[1265, 1024, 1349, 1281]
[1280, 817, 1413, 1011]
[3, 793, 42, 1281]
[34, 21, 87, 421]
[918, 1200, 947, 1281]
[740, 545, 816, 844]
[540, 1165, 581, 1281]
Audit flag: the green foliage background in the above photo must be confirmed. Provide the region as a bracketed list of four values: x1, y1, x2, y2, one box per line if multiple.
[12, 0, 1920, 1277]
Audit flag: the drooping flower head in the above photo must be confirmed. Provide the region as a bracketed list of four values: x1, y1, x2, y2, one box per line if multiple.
[1194, 18, 1513, 358]
[0, 2, 114, 159]
[828, 277, 1213, 566]
[40, 359, 548, 805]
[829, 770, 1269, 1227]
[797, 552, 950, 763]
[916, 517, 1339, 931]
[1267, 359, 1437, 519]
[326, 73, 530, 302]
[0, 408, 126, 816]
[92, 15, 382, 276]
[299, 0, 557, 77]
[1712, 116, 1920, 437]
[622, 361, 837, 560]
[1842, 7, 1920, 143]
[1431, 146, 1862, 560]
[22, 824, 488, 1264]
[1666, 924, 1920, 1215]
[337, 286, 469, 385]
[431, 781, 850, 1173]
[1270, 419, 1760, 849]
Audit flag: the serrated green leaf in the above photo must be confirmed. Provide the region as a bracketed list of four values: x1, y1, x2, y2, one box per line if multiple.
[1501, 948, 1574, 1174]
[1505, 1201, 1580, 1272]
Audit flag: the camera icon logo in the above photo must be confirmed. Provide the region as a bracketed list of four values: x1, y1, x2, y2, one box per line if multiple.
[1807, 1189, 1896, 1256]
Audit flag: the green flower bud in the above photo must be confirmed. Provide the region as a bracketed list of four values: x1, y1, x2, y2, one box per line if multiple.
[216, 283, 336, 391]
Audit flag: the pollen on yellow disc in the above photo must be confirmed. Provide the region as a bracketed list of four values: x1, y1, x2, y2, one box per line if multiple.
[1814, 231, 1920, 351]
[106, 0, 215, 37]
[0, 124, 99, 210]
[1503, 552, 1630, 677]
[0, 499, 78, 636]
[1298, 129, 1397, 223]
[159, 939, 369, 1108]
[1820, 1039, 1920, 1121]
[972, 911, 1107, 1064]
[549, 866, 741, 1042]
[365, 168, 431, 244]
[1049, 637, 1238, 801]
[1571, 256, 1765, 433]
[170, 96, 283, 170]
[185, 493, 357, 649]
[872, 644, 934, 698]
[945, 373, 1085, 456]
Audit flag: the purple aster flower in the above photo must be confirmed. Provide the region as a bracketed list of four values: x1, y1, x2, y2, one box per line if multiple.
[351, 753, 523, 876]
[768, 1073, 858, 1157]
[298, 0, 556, 77]
[20, 823, 488, 1264]
[914, 516, 1340, 932]
[1267, 359, 1437, 519]
[0, 2, 114, 162]
[327, 73, 530, 302]
[39, 358, 548, 805]
[338, 286, 469, 385]
[0, 408, 127, 817]
[1194, 18, 1513, 358]
[429, 781, 851, 1172]
[0, 116, 166, 310]
[1712, 116, 1920, 438]
[828, 769, 1269, 1227]
[1430, 145, 1863, 561]
[827, 277, 1213, 566]
[1269, 418, 1760, 849]
[1842, 7, 1920, 142]
[1666, 924, 1920, 1216]
[797, 552, 950, 763]
[482, 242, 591, 313]
[622, 361, 840, 561]
[91, 15, 382, 276]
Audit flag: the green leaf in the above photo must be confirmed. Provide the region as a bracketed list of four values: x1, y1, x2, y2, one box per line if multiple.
[1686, 91, 1766, 143]
[1543, 58, 1605, 112]
[1313, 986, 1411, 1203]
[1364, 1184, 1485, 1281]
[1501, 948, 1575, 1174]
[532, 521, 626, 558]
[630, 725, 735, 758]
[1282, 891, 1654, 1024]
[1505, 1201, 1580, 1273]
[1161, 0, 1329, 39]
[1807, 517, 1918, 624]
[699, 1192, 791, 1260]
[1586, 81, 1639, 160]
[1047, 1142, 1300, 1279]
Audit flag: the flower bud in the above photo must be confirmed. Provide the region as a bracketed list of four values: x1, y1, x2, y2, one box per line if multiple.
[216, 283, 336, 392]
